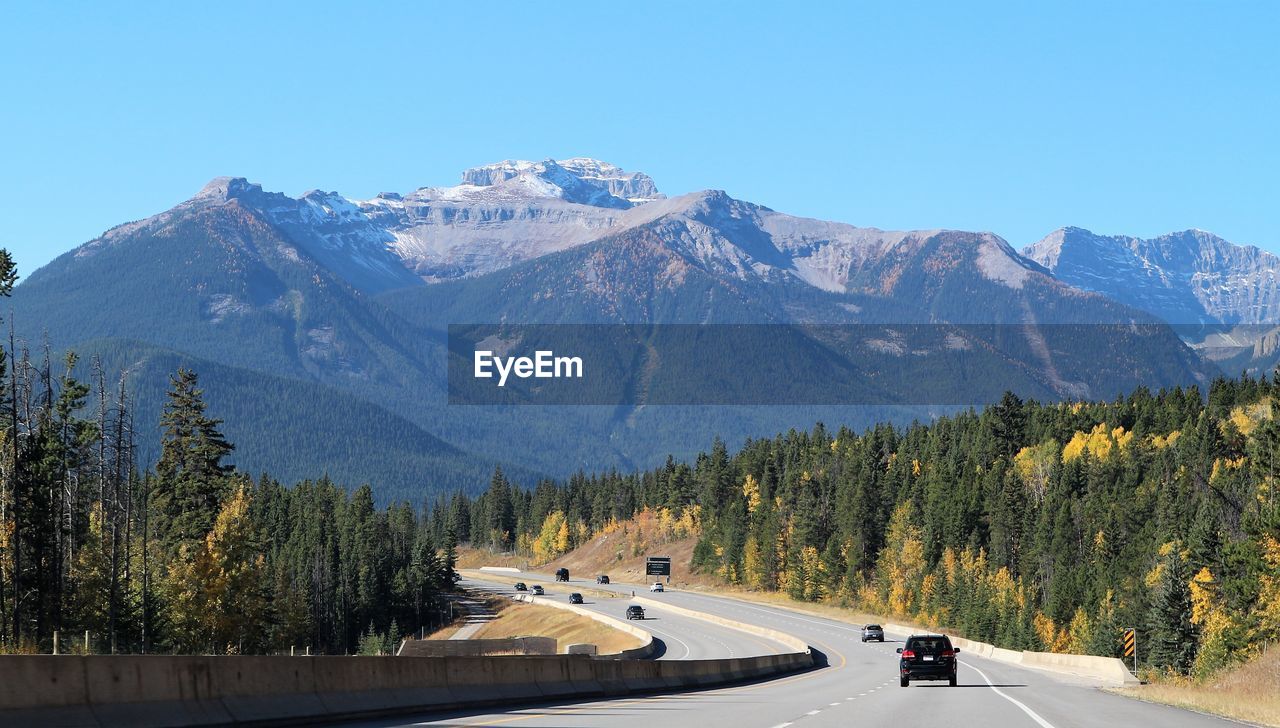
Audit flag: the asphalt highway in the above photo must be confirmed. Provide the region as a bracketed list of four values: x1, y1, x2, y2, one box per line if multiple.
[458, 575, 791, 660]
[347, 572, 1246, 728]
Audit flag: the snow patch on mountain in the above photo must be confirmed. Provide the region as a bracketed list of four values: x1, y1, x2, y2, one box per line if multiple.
[415, 158, 662, 209]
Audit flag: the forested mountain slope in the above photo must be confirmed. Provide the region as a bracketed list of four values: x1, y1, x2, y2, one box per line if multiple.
[429, 377, 1280, 678]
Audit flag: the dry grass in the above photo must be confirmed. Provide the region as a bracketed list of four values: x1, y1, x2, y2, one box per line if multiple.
[423, 622, 461, 640]
[472, 600, 643, 655]
[456, 548, 526, 570]
[1111, 650, 1280, 727]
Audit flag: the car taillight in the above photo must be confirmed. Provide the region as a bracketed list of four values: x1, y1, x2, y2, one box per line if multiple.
[941, 649, 954, 657]
[901, 650, 915, 659]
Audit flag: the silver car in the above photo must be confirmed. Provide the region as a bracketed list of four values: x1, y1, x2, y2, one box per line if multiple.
[861, 624, 885, 642]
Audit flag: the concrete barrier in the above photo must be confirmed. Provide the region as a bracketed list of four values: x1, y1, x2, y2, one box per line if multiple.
[990, 646, 1024, 664]
[876, 618, 1137, 686]
[1, 585, 816, 726]
[951, 636, 994, 658]
[0, 649, 815, 727]
[1019, 650, 1140, 686]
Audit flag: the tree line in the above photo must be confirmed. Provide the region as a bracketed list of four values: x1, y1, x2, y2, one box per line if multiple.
[0, 252, 458, 655]
[440, 382, 1280, 678]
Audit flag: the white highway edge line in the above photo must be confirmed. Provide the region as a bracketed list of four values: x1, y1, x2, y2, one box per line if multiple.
[964, 661, 1057, 728]
[637, 621, 693, 660]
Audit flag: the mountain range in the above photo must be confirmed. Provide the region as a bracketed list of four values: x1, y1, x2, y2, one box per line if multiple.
[10, 158, 1273, 501]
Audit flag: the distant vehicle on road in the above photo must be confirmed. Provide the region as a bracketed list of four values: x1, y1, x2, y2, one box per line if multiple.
[861, 624, 885, 642]
[514, 582, 528, 591]
[569, 593, 584, 604]
[626, 605, 645, 620]
[555, 568, 570, 582]
[897, 634, 959, 687]
[649, 582, 664, 592]
[596, 575, 610, 584]
[531, 585, 544, 595]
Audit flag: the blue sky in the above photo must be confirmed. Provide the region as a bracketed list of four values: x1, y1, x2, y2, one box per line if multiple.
[1, 1, 1276, 274]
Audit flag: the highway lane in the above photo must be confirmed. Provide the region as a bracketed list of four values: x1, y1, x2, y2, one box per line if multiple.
[347, 572, 1245, 728]
[460, 575, 789, 660]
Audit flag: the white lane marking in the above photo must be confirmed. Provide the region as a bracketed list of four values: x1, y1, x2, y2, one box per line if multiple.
[830, 702, 841, 706]
[638, 622, 693, 660]
[806, 709, 821, 715]
[965, 661, 1057, 728]
[770, 724, 792, 728]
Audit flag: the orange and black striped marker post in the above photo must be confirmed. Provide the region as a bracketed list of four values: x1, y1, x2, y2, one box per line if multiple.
[1123, 628, 1136, 674]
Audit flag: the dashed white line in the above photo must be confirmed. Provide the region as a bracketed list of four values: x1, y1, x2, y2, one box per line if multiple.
[806, 709, 821, 716]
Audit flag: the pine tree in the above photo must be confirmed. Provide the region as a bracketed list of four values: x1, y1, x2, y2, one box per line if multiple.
[485, 468, 515, 549]
[153, 369, 234, 552]
[1145, 545, 1198, 673]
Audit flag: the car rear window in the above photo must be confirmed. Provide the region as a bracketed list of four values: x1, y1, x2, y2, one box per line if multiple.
[907, 637, 951, 652]
[866, 625, 881, 630]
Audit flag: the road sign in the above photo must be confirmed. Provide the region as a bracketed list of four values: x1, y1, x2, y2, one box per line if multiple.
[1123, 627, 1137, 675]
[646, 556, 671, 576]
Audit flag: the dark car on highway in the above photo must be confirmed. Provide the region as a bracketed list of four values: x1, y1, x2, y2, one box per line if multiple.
[861, 624, 885, 642]
[897, 634, 959, 686]
[531, 585, 544, 595]
[626, 605, 645, 620]
[569, 593, 584, 604]
[514, 582, 527, 591]
[596, 575, 610, 584]
[555, 568, 570, 582]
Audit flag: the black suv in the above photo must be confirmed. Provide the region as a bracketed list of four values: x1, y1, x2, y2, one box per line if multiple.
[513, 582, 528, 591]
[596, 575, 610, 584]
[626, 605, 645, 620]
[897, 634, 959, 686]
[569, 593, 584, 604]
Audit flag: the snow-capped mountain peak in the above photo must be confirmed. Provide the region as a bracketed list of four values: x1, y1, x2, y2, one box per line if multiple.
[417, 157, 663, 208]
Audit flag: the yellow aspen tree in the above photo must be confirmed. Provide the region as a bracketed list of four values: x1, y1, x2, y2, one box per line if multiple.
[742, 474, 761, 514]
[1256, 536, 1280, 641]
[554, 519, 571, 555]
[742, 535, 766, 591]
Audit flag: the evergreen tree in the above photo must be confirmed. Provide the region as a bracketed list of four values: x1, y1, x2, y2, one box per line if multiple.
[1145, 545, 1198, 673]
[153, 369, 234, 552]
[485, 468, 515, 549]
